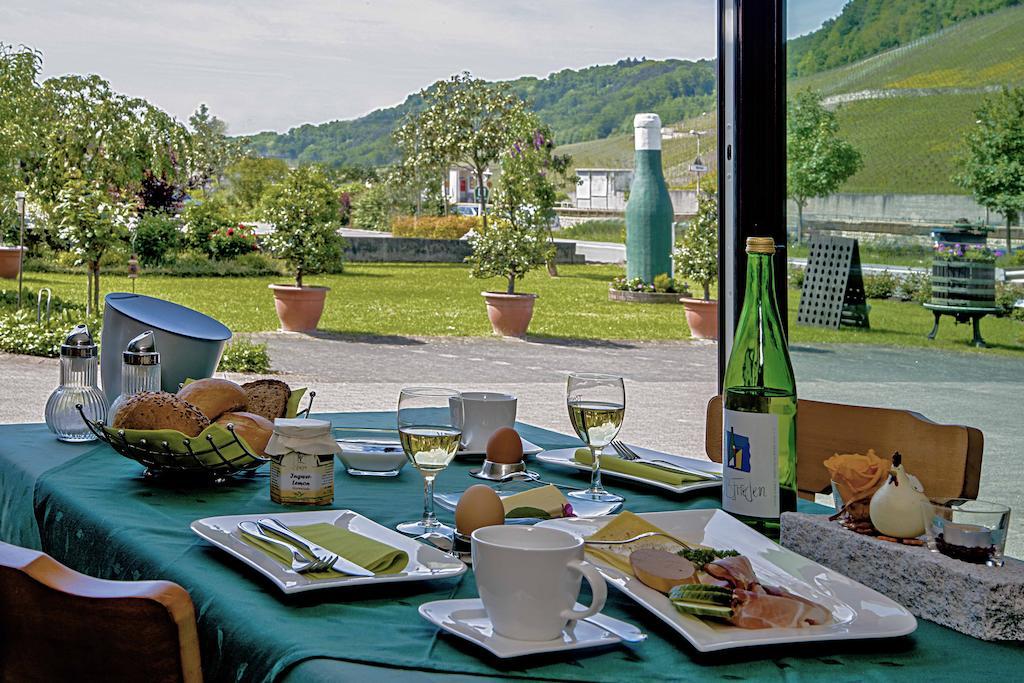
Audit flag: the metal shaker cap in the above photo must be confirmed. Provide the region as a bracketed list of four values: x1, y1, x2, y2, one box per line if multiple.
[61, 324, 98, 358]
[123, 330, 159, 365]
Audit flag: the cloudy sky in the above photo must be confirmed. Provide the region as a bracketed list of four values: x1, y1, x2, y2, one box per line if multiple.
[2, 1, 847, 135]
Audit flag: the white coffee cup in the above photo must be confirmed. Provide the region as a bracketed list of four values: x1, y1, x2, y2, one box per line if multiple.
[471, 525, 607, 641]
[451, 392, 517, 452]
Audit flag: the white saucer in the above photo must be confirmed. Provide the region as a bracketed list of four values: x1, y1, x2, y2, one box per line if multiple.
[419, 598, 643, 658]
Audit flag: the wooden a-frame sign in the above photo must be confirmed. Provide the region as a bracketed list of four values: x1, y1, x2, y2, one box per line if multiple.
[796, 234, 870, 329]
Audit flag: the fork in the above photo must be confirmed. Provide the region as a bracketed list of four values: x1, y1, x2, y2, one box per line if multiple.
[609, 440, 720, 480]
[257, 518, 375, 577]
[583, 530, 694, 547]
[238, 521, 335, 573]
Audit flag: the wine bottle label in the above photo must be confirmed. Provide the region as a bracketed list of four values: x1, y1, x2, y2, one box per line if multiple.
[722, 408, 780, 518]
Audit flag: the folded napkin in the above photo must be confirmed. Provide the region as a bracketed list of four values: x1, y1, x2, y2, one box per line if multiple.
[584, 511, 692, 576]
[501, 484, 570, 519]
[574, 448, 712, 487]
[243, 522, 408, 578]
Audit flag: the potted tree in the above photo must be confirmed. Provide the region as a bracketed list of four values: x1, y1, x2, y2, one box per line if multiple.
[676, 192, 719, 339]
[467, 128, 569, 337]
[261, 166, 344, 332]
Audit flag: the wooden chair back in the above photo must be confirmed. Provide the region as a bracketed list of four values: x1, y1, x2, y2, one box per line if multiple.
[0, 541, 202, 683]
[704, 395, 983, 500]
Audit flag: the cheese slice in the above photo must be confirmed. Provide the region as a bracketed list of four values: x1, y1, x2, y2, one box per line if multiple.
[501, 484, 567, 517]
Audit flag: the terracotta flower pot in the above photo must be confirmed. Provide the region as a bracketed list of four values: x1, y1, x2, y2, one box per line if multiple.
[0, 246, 25, 279]
[680, 297, 719, 340]
[482, 292, 537, 338]
[269, 284, 329, 332]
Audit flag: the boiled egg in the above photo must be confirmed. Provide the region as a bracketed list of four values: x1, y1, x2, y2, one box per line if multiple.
[486, 427, 524, 464]
[455, 485, 505, 536]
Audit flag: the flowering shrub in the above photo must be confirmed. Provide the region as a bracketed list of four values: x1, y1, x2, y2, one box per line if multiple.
[862, 270, 900, 299]
[261, 166, 344, 287]
[935, 243, 996, 262]
[675, 192, 719, 300]
[468, 127, 569, 294]
[611, 276, 655, 293]
[209, 223, 258, 260]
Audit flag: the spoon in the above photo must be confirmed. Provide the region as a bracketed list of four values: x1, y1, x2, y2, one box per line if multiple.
[481, 470, 576, 490]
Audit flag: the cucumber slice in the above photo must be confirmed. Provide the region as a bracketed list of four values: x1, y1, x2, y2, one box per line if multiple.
[672, 600, 734, 620]
[669, 584, 733, 605]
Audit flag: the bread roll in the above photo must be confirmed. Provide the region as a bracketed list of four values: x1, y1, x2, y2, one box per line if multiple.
[112, 392, 210, 437]
[177, 378, 247, 421]
[215, 411, 274, 456]
[241, 379, 291, 421]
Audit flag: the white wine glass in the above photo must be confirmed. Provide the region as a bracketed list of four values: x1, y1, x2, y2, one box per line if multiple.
[396, 387, 463, 538]
[566, 372, 625, 504]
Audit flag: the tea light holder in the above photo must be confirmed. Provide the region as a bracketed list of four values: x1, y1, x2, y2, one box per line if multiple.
[921, 498, 1011, 567]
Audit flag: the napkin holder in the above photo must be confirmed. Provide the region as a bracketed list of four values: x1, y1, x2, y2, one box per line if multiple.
[781, 512, 1024, 641]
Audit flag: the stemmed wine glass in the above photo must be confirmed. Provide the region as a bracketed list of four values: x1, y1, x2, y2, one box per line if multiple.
[566, 372, 625, 504]
[396, 387, 463, 538]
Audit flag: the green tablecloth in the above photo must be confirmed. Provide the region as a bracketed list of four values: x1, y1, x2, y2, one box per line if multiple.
[1, 413, 1021, 682]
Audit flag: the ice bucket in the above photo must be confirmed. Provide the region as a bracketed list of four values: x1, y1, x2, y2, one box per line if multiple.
[101, 293, 232, 404]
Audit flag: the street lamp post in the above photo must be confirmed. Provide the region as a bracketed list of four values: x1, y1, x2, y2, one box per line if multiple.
[15, 191, 25, 309]
[689, 129, 708, 194]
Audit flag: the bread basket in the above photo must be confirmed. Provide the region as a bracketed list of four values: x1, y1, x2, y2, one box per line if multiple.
[77, 389, 315, 484]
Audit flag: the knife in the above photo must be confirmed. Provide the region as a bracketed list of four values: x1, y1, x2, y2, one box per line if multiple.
[257, 517, 375, 577]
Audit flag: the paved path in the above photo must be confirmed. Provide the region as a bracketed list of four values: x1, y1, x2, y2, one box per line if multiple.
[4, 336, 1022, 554]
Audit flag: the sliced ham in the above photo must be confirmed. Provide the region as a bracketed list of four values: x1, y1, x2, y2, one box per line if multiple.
[730, 588, 832, 629]
[704, 555, 758, 590]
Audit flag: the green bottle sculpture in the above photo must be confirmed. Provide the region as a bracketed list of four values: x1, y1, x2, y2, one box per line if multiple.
[625, 113, 674, 283]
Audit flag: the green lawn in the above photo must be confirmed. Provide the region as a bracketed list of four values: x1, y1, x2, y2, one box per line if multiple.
[17, 263, 1024, 355]
[787, 243, 934, 268]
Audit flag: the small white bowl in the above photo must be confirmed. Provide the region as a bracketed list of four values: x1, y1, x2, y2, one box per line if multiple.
[336, 440, 408, 477]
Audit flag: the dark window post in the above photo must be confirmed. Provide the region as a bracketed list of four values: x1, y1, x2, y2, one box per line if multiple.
[717, 0, 788, 389]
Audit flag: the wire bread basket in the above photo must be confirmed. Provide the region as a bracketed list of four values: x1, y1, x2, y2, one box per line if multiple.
[77, 391, 316, 484]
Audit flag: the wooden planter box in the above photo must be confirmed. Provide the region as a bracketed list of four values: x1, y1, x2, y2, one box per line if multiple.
[930, 258, 996, 308]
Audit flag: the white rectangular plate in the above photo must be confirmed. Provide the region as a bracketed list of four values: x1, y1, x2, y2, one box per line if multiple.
[191, 509, 467, 594]
[536, 446, 722, 494]
[537, 510, 917, 651]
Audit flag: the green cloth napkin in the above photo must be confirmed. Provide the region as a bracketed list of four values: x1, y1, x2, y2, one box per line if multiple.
[574, 448, 712, 487]
[243, 522, 408, 578]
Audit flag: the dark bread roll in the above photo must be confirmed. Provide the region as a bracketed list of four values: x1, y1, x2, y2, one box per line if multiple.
[112, 391, 211, 437]
[177, 378, 247, 421]
[215, 411, 274, 456]
[241, 379, 291, 421]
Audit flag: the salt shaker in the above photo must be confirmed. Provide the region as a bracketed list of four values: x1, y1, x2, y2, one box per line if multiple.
[265, 418, 341, 505]
[108, 331, 160, 422]
[44, 324, 108, 442]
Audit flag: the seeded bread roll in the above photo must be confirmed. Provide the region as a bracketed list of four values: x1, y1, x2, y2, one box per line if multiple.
[241, 379, 291, 421]
[215, 411, 274, 456]
[177, 378, 247, 421]
[112, 391, 211, 437]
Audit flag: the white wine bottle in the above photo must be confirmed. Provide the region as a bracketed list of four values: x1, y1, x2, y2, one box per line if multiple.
[722, 237, 797, 533]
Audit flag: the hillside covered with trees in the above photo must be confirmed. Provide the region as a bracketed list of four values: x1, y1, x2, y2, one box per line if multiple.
[245, 58, 715, 168]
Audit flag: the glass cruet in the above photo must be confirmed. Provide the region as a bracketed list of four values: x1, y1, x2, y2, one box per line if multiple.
[108, 330, 161, 422]
[44, 324, 108, 442]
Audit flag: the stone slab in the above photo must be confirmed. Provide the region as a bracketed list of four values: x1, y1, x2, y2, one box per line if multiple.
[780, 512, 1024, 641]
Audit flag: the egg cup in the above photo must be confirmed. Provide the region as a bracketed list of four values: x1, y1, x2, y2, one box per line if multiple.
[470, 458, 529, 481]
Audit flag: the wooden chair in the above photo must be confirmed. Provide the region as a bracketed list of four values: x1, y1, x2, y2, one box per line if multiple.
[704, 395, 983, 501]
[0, 541, 202, 683]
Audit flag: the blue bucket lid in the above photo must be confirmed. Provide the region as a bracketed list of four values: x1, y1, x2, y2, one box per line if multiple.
[104, 293, 231, 341]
